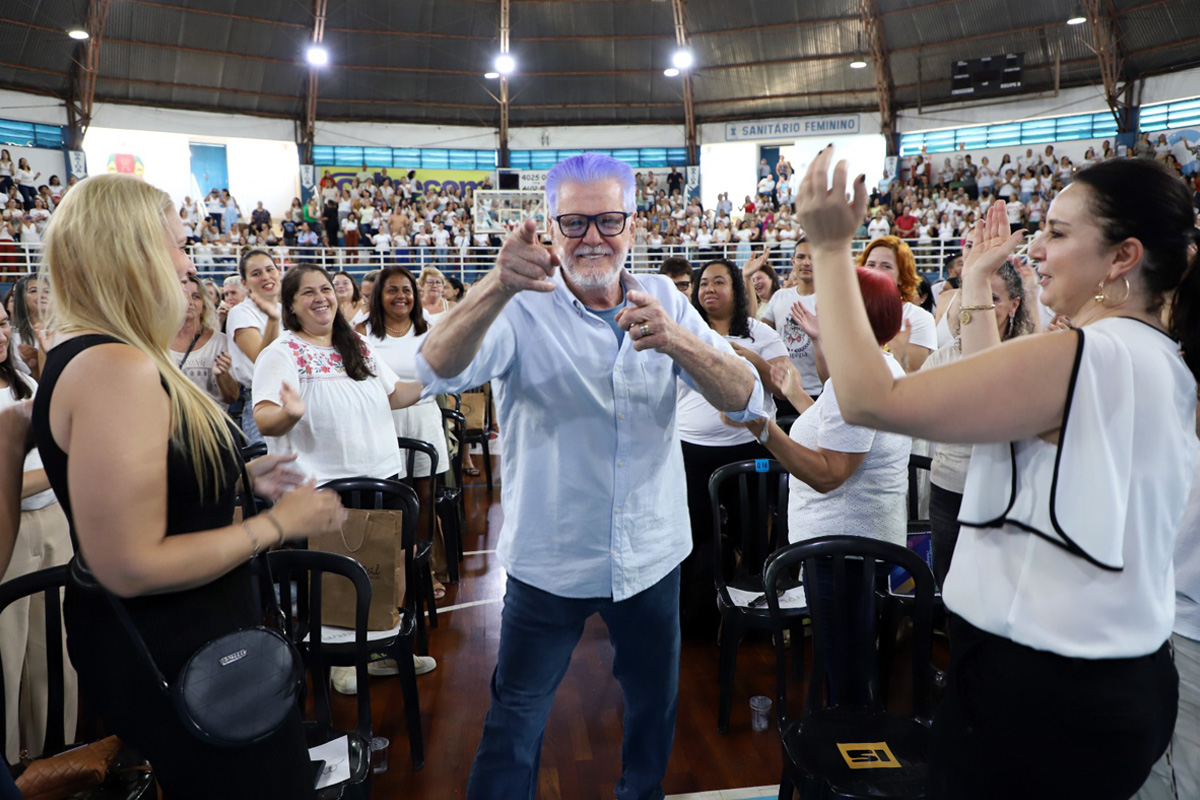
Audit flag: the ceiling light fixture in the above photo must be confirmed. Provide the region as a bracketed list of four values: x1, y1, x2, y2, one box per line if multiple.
[67, 27, 89, 40]
[671, 50, 694, 71]
[484, 71, 500, 79]
[1066, 6, 1087, 24]
[664, 67, 680, 77]
[495, 54, 516, 75]
[850, 57, 867, 69]
[306, 46, 329, 66]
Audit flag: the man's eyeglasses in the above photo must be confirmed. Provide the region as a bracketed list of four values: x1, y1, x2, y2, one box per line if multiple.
[554, 212, 631, 239]
[674, 280, 692, 292]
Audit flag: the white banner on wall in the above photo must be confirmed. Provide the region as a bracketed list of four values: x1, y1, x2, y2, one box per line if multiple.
[724, 115, 862, 142]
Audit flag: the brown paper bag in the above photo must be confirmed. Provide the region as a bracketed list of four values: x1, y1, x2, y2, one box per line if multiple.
[460, 391, 488, 432]
[310, 508, 405, 630]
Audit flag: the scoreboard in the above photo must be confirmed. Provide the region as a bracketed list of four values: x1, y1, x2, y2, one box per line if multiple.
[951, 53, 1024, 98]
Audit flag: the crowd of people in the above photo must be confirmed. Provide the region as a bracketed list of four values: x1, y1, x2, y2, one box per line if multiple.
[0, 133, 1194, 800]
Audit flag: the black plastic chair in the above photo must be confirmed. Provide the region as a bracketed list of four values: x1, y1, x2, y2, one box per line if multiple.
[455, 387, 495, 492]
[240, 442, 269, 462]
[397, 436, 458, 586]
[318, 478, 435, 658]
[906, 454, 932, 529]
[709, 459, 808, 734]
[763, 536, 937, 800]
[0, 565, 155, 798]
[265, 550, 388, 792]
[438, 408, 467, 572]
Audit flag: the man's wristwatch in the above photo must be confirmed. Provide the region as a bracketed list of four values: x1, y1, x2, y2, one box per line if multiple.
[959, 303, 996, 326]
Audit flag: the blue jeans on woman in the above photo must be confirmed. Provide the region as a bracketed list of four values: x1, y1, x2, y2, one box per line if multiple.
[467, 567, 681, 800]
[240, 386, 265, 447]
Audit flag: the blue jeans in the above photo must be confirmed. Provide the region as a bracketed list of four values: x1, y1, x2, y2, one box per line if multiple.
[467, 567, 681, 800]
[241, 386, 265, 447]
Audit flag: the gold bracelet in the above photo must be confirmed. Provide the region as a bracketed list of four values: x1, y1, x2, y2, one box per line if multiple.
[959, 303, 996, 326]
[242, 521, 260, 558]
[264, 510, 287, 547]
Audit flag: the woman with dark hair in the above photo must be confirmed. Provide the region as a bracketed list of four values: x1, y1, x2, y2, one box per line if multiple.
[0, 298, 75, 764]
[748, 261, 780, 320]
[226, 248, 281, 445]
[361, 264, 451, 605]
[0, 151, 13, 196]
[253, 265, 432, 694]
[676, 259, 787, 635]
[331, 270, 362, 325]
[798, 148, 1200, 798]
[252, 264, 418, 485]
[10, 275, 47, 379]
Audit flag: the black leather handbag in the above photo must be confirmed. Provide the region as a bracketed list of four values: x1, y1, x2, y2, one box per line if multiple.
[73, 463, 303, 749]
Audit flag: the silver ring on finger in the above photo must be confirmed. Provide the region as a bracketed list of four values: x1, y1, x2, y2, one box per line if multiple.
[639, 323, 651, 338]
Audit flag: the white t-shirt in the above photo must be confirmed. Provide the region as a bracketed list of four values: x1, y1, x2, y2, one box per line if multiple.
[171, 330, 230, 405]
[867, 218, 891, 240]
[0, 374, 56, 510]
[787, 352, 910, 544]
[226, 300, 277, 387]
[423, 299, 450, 326]
[252, 331, 405, 484]
[947, 319, 1199, 658]
[677, 319, 786, 446]
[902, 302, 938, 352]
[365, 323, 449, 477]
[762, 289, 822, 397]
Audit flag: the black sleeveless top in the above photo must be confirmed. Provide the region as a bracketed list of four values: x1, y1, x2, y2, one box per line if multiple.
[33, 334, 257, 678]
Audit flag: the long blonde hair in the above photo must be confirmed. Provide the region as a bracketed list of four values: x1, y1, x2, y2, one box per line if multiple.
[41, 175, 237, 494]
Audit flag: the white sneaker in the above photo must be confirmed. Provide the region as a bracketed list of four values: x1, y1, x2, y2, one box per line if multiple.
[330, 665, 357, 695]
[367, 656, 437, 676]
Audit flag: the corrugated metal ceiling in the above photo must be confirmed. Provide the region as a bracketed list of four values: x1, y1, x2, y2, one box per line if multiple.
[0, 0, 1196, 128]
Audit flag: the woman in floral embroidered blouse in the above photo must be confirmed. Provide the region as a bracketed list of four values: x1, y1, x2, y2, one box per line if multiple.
[251, 265, 421, 484]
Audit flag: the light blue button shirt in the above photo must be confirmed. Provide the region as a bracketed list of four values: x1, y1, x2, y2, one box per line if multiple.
[415, 269, 765, 601]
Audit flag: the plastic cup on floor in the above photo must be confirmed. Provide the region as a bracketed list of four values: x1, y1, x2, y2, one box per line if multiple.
[749, 695, 772, 732]
[370, 736, 390, 774]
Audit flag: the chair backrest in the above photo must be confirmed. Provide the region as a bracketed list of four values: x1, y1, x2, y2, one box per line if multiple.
[907, 454, 932, 522]
[266, 550, 373, 742]
[0, 565, 70, 761]
[763, 536, 936, 726]
[395, 437, 439, 545]
[708, 460, 790, 602]
[440, 408, 466, 487]
[240, 442, 269, 462]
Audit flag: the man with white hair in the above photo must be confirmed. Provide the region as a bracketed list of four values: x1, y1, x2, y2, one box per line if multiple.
[419, 152, 763, 800]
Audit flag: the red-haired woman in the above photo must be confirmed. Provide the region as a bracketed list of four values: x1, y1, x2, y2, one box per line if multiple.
[746, 267, 909, 547]
[859, 235, 937, 372]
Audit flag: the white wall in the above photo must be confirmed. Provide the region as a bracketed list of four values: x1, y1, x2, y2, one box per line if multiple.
[699, 141, 758, 212]
[81, 126, 299, 218]
[315, 120, 497, 150]
[0, 89, 67, 126]
[89, 102, 294, 142]
[509, 124, 685, 150]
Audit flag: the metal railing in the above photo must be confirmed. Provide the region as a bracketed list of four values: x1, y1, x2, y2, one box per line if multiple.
[0, 239, 965, 286]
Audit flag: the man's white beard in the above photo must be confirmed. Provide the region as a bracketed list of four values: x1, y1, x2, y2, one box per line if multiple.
[561, 245, 626, 290]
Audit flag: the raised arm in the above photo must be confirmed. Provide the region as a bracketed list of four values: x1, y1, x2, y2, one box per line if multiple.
[422, 218, 558, 379]
[796, 147, 1076, 444]
[231, 295, 281, 364]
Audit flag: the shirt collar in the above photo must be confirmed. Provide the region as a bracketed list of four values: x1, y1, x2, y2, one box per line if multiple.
[556, 267, 646, 318]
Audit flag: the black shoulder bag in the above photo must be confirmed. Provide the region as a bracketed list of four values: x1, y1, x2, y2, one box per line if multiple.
[70, 462, 302, 748]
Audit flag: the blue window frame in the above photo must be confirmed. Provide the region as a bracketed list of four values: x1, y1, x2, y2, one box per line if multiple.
[899, 110, 1123, 156]
[0, 119, 65, 149]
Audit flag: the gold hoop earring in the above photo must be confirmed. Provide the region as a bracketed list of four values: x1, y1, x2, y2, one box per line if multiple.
[1095, 276, 1131, 306]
